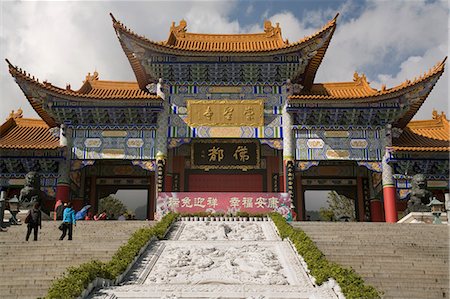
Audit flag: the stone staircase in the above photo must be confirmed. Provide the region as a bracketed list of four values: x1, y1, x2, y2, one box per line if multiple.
[0, 220, 155, 299]
[292, 222, 449, 299]
[89, 220, 343, 299]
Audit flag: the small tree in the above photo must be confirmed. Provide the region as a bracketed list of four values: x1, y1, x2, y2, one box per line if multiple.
[322, 191, 356, 221]
[319, 207, 335, 221]
[98, 195, 127, 219]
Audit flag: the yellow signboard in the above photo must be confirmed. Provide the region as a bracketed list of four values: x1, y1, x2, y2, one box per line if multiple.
[186, 100, 264, 127]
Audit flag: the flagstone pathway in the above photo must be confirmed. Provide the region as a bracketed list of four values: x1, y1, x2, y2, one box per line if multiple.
[89, 220, 343, 299]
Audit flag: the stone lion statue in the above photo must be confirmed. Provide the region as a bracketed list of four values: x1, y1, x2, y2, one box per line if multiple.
[19, 171, 47, 209]
[404, 174, 432, 214]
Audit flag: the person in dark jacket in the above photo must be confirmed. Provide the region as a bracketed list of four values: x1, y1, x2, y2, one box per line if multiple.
[59, 202, 76, 241]
[26, 202, 42, 241]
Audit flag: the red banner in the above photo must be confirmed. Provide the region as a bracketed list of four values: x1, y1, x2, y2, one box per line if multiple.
[155, 192, 293, 220]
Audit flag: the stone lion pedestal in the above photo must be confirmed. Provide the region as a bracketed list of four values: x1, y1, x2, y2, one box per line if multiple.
[398, 212, 448, 224]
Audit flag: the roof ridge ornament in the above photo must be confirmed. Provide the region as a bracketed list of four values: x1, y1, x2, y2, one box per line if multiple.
[353, 71, 368, 86]
[171, 19, 187, 38]
[7, 108, 23, 120]
[264, 20, 281, 38]
[85, 71, 99, 82]
[432, 109, 447, 121]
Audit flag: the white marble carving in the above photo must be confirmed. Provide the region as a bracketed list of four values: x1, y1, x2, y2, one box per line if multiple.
[146, 243, 288, 285]
[175, 221, 273, 241]
[89, 221, 342, 299]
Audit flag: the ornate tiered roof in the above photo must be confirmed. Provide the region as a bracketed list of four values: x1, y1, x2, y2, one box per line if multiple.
[112, 14, 337, 53]
[6, 60, 161, 127]
[165, 20, 287, 52]
[392, 110, 450, 152]
[289, 58, 446, 127]
[77, 71, 157, 99]
[290, 59, 445, 101]
[111, 14, 338, 89]
[0, 109, 60, 150]
[6, 60, 158, 101]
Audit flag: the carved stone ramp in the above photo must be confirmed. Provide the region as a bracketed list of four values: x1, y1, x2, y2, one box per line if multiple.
[90, 220, 342, 299]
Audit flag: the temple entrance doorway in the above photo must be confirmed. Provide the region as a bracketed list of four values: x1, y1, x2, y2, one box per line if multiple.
[97, 189, 149, 220]
[168, 139, 281, 193]
[80, 160, 155, 219]
[304, 189, 357, 221]
[296, 161, 371, 221]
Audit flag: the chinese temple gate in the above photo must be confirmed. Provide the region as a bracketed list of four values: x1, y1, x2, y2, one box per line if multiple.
[1, 14, 448, 221]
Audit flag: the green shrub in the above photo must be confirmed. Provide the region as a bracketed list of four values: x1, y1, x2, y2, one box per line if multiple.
[269, 213, 380, 299]
[235, 211, 249, 218]
[45, 213, 178, 299]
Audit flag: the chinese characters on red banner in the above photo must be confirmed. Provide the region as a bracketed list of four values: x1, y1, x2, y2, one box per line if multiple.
[156, 192, 293, 220]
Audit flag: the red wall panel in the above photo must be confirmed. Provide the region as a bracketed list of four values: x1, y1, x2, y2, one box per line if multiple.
[188, 174, 263, 192]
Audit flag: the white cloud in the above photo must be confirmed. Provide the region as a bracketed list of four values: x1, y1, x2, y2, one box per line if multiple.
[0, 1, 241, 120]
[314, 0, 449, 120]
[1, 0, 447, 123]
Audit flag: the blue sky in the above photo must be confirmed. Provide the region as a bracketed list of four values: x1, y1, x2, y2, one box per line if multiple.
[1, 0, 448, 121]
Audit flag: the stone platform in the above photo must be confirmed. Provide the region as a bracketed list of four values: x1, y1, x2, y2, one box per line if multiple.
[89, 220, 343, 299]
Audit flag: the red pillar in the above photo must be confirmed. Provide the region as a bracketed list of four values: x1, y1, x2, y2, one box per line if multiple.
[382, 153, 397, 223]
[383, 186, 397, 222]
[370, 199, 384, 222]
[55, 184, 70, 202]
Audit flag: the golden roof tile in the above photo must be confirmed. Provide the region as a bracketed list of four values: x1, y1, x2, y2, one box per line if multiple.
[0, 110, 60, 150]
[111, 13, 337, 54]
[6, 62, 159, 101]
[392, 110, 450, 152]
[165, 20, 287, 52]
[290, 59, 446, 102]
[289, 58, 446, 127]
[111, 13, 337, 89]
[304, 72, 378, 98]
[6, 60, 161, 127]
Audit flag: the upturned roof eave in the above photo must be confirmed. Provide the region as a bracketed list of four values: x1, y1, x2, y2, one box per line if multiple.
[288, 58, 446, 128]
[6, 60, 162, 126]
[0, 116, 61, 150]
[300, 14, 338, 90]
[111, 13, 338, 56]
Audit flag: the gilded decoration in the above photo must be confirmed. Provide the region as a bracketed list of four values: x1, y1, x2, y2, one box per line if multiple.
[326, 150, 350, 159]
[101, 149, 125, 159]
[209, 127, 242, 138]
[350, 139, 368, 149]
[126, 138, 144, 148]
[307, 139, 324, 149]
[101, 130, 127, 137]
[209, 86, 242, 93]
[324, 131, 349, 138]
[186, 100, 264, 127]
[357, 161, 382, 173]
[191, 139, 260, 170]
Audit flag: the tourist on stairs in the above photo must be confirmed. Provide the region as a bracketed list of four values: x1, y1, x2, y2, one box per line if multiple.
[25, 202, 42, 241]
[59, 202, 76, 241]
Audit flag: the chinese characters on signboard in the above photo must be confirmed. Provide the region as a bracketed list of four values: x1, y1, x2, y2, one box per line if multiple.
[155, 192, 292, 220]
[191, 140, 260, 169]
[186, 100, 264, 127]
